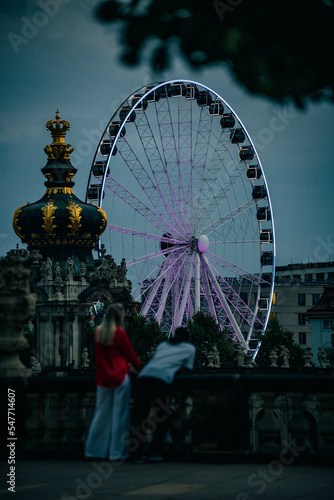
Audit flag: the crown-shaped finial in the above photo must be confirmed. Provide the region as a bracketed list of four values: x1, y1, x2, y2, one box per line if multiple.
[46, 110, 70, 144]
[44, 110, 74, 160]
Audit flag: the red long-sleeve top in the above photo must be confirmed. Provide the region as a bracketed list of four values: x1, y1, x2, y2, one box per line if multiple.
[95, 327, 142, 388]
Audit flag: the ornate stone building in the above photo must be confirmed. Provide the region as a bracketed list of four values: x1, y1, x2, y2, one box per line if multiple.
[10, 111, 133, 370]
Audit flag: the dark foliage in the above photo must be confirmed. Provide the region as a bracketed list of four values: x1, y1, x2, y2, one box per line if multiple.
[256, 318, 306, 367]
[187, 311, 238, 366]
[96, 0, 334, 107]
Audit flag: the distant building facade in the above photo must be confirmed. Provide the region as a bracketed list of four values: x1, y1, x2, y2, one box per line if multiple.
[272, 262, 334, 345]
[226, 261, 334, 348]
[306, 286, 334, 362]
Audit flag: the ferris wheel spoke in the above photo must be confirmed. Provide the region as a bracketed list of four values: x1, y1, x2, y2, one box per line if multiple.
[155, 266, 174, 324]
[156, 254, 188, 325]
[202, 198, 259, 237]
[104, 175, 184, 239]
[208, 261, 263, 328]
[116, 136, 188, 236]
[141, 267, 167, 317]
[177, 95, 193, 232]
[133, 109, 188, 236]
[201, 255, 247, 348]
[154, 89, 191, 235]
[134, 248, 189, 302]
[107, 224, 186, 245]
[187, 107, 216, 233]
[205, 250, 268, 286]
[193, 132, 233, 229]
[209, 207, 260, 245]
[196, 157, 248, 233]
[127, 245, 185, 267]
[211, 239, 261, 245]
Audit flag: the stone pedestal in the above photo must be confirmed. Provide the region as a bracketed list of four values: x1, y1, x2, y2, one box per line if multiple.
[0, 256, 36, 377]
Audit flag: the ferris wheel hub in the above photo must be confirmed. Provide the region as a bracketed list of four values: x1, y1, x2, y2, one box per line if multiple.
[197, 234, 210, 253]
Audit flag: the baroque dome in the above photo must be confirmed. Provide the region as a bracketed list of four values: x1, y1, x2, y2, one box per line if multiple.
[13, 111, 107, 253]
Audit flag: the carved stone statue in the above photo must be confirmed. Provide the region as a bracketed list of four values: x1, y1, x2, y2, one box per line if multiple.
[317, 346, 327, 368]
[207, 346, 220, 367]
[65, 257, 73, 280]
[6, 247, 30, 263]
[40, 261, 46, 278]
[79, 261, 87, 280]
[269, 348, 278, 367]
[281, 346, 290, 368]
[29, 249, 43, 265]
[54, 262, 61, 279]
[120, 258, 127, 278]
[89, 255, 118, 285]
[81, 347, 90, 368]
[303, 347, 313, 368]
[45, 257, 53, 279]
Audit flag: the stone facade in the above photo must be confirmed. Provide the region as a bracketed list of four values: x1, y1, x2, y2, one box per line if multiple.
[3, 247, 133, 371]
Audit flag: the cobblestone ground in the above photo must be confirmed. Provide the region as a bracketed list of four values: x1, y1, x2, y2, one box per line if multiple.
[1, 460, 334, 500]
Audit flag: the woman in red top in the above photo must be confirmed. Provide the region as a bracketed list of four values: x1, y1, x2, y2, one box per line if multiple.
[85, 303, 142, 461]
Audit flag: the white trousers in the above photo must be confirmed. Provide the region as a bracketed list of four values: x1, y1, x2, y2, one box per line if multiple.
[85, 374, 130, 460]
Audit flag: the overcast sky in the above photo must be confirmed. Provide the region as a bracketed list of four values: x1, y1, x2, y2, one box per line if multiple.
[1, 0, 333, 267]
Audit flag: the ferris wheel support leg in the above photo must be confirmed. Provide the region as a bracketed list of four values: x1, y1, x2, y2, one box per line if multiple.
[175, 253, 195, 328]
[141, 270, 165, 318]
[156, 267, 173, 324]
[194, 252, 201, 313]
[202, 255, 247, 349]
[199, 256, 218, 323]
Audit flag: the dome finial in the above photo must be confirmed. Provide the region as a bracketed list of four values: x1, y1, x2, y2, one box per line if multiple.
[44, 110, 74, 160]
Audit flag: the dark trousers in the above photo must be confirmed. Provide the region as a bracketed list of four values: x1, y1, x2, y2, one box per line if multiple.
[131, 377, 172, 457]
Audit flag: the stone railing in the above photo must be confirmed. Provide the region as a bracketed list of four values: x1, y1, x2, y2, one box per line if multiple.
[1, 370, 333, 460]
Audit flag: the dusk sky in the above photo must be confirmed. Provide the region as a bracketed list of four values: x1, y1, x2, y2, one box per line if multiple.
[1, 0, 334, 267]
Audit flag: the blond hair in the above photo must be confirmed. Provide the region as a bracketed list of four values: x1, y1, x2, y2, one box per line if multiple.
[97, 305, 116, 346]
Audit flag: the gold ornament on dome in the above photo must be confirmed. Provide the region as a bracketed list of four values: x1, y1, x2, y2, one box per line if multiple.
[97, 206, 107, 236]
[46, 186, 74, 197]
[41, 200, 57, 236]
[12, 204, 27, 239]
[44, 110, 74, 160]
[66, 200, 82, 236]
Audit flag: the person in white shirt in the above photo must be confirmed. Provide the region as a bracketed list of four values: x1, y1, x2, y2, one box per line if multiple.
[129, 327, 196, 463]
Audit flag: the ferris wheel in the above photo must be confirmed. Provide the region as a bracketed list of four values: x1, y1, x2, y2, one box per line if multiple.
[85, 80, 275, 356]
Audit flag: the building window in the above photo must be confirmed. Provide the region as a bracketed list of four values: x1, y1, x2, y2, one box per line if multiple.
[298, 313, 306, 325]
[329, 298, 334, 309]
[305, 273, 313, 282]
[240, 292, 248, 303]
[298, 293, 306, 306]
[323, 320, 332, 329]
[269, 312, 277, 321]
[312, 294, 320, 306]
[299, 332, 307, 345]
[316, 273, 325, 282]
[328, 272, 334, 283]
[272, 293, 277, 306]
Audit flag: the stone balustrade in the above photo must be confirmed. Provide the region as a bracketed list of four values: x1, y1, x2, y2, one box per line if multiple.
[1, 370, 333, 460]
